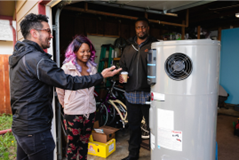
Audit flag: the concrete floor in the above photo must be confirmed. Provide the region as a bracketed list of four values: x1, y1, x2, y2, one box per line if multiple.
[87, 106, 239, 160]
[216, 105, 239, 160]
[87, 129, 150, 160]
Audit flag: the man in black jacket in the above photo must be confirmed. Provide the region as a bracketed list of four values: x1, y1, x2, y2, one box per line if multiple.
[9, 13, 121, 160]
[119, 17, 158, 160]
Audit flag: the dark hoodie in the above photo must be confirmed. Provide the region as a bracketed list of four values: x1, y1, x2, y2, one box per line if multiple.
[9, 40, 103, 136]
[119, 36, 158, 92]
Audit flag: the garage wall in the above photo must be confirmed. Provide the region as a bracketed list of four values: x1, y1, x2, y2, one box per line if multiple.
[58, 11, 169, 72]
[88, 35, 117, 69]
[220, 27, 239, 104]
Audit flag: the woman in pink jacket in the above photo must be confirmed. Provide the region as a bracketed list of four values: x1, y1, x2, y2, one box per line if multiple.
[56, 35, 97, 160]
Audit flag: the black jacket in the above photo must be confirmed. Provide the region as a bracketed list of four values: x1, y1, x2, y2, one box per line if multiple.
[9, 40, 103, 136]
[119, 36, 158, 92]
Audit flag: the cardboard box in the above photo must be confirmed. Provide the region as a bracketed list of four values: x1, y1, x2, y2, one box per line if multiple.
[92, 126, 119, 143]
[88, 135, 116, 158]
[93, 120, 99, 128]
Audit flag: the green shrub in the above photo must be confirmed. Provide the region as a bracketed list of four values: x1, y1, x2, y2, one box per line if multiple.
[0, 114, 16, 160]
[0, 114, 12, 131]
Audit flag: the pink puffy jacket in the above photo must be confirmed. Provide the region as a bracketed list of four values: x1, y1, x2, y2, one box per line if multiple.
[56, 61, 97, 117]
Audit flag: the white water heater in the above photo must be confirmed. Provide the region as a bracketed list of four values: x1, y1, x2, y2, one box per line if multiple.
[147, 40, 220, 160]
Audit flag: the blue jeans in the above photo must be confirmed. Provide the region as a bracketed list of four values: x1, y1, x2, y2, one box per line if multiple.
[13, 130, 55, 160]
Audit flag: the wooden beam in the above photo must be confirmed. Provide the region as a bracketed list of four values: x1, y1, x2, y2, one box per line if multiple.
[64, 6, 187, 28]
[118, 20, 121, 36]
[0, 15, 13, 20]
[182, 21, 185, 40]
[218, 27, 221, 41]
[84, 2, 88, 11]
[186, 9, 189, 27]
[197, 26, 201, 39]
[87, 33, 119, 38]
[65, 6, 137, 20]
[145, 12, 148, 19]
[149, 19, 185, 27]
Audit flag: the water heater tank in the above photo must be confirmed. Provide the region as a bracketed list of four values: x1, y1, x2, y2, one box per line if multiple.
[149, 39, 220, 160]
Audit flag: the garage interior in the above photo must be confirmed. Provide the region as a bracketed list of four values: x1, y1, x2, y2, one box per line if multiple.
[51, 1, 239, 160]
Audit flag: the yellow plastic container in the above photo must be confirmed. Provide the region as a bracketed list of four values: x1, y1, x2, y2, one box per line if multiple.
[88, 135, 116, 158]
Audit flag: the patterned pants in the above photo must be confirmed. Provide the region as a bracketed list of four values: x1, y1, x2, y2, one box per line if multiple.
[64, 113, 95, 160]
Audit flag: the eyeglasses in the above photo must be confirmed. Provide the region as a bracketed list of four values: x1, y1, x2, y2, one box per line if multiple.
[135, 26, 147, 30]
[35, 28, 52, 34]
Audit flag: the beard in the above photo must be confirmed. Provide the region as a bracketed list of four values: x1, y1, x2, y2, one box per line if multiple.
[39, 35, 50, 49]
[138, 33, 148, 40]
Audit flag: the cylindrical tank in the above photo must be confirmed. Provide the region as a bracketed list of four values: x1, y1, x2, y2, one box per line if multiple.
[149, 39, 220, 160]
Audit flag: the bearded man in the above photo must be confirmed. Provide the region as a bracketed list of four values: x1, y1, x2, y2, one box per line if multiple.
[119, 17, 158, 160]
[9, 13, 121, 160]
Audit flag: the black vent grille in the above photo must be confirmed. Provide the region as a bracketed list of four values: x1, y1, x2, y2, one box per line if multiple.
[165, 53, 193, 81]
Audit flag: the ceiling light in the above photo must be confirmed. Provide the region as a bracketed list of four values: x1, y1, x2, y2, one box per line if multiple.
[236, 13, 239, 18]
[165, 13, 178, 17]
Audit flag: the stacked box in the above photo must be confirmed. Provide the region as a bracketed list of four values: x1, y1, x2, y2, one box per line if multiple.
[88, 135, 116, 158]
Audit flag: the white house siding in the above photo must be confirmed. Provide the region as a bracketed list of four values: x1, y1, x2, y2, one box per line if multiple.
[16, 0, 39, 41]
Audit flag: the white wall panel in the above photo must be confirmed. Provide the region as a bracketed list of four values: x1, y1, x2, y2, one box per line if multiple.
[88, 35, 116, 69]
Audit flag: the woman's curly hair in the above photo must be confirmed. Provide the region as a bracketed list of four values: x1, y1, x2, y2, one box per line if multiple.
[63, 35, 97, 72]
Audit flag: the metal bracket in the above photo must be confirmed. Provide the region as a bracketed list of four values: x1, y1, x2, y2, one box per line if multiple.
[52, 25, 57, 31]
